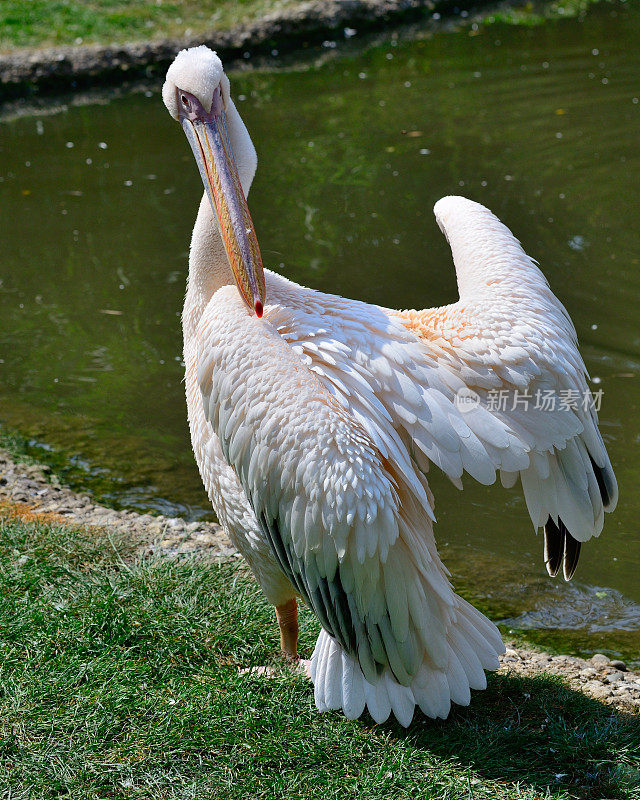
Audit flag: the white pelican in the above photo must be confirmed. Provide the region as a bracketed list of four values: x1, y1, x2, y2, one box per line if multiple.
[162, 46, 618, 726]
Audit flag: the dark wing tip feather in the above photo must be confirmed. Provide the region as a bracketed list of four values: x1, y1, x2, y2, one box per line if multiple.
[562, 531, 581, 581]
[543, 518, 563, 577]
[589, 454, 616, 510]
[544, 517, 581, 581]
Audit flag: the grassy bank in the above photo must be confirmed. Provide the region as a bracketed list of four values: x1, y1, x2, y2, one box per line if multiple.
[0, 0, 296, 51]
[0, 0, 611, 52]
[1, 507, 638, 799]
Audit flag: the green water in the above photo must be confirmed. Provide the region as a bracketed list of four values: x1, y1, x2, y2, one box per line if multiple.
[1, 3, 639, 660]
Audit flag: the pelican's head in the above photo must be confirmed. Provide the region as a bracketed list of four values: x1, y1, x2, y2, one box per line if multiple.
[163, 46, 265, 317]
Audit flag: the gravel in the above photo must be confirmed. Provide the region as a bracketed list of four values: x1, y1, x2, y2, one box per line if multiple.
[499, 647, 639, 712]
[1, 446, 638, 713]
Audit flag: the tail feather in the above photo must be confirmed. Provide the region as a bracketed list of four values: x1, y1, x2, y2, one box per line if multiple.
[446, 650, 472, 706]
[342, 652, 365, 720]
[456, 595, 504, 660]
[311, 594, 504, 726]
[386, 677, 415, 727]
[323, 636, 343, 708]
[447, 625, 487, 690]
[412, 668, 450, 719]
[363, 675, 391, 724]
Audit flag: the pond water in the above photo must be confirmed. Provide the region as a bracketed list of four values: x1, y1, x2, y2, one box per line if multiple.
[1, 2, 639, 661]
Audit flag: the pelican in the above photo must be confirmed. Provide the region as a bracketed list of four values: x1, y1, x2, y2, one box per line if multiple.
[162, 46, 618, 726]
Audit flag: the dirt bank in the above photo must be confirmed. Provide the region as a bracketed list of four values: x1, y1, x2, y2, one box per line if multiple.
[0, 0, 488, 99]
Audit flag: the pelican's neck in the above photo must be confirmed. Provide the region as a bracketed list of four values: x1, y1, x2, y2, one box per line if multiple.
[182, 193, 235, 345]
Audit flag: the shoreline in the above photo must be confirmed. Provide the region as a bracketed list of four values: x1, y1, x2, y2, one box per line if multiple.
[1, 0, 508, 99]
[1, 444, 638, 713]
[0, 446, 234, 560]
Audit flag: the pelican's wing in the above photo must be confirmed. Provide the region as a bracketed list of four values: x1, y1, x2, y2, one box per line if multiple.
[195, 285, 501, 721]
[391, 196, 618, 577]
[261, 196, 617, 581]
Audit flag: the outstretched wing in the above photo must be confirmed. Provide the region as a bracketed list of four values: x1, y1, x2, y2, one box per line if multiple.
[393, 196, 617, 578]
[258, 197, 617, 582]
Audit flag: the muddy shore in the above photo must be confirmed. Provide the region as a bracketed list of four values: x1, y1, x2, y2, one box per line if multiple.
[1, 445, 638, 713]
[0, 0, 493, 99]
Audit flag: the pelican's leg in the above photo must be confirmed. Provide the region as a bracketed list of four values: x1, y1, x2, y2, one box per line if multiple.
[276, 599, 312, 677]
[239, 598, 310, 678]
[276, 598, 299, 659]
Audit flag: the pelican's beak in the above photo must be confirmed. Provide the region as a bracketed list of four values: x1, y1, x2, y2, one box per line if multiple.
[179, 86, 266, 317]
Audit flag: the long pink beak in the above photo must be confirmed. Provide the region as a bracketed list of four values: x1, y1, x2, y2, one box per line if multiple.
[179, 86, 266, 317]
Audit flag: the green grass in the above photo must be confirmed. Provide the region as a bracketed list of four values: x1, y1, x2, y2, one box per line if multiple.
[1, 510, 639, 799]
[0, 0, 297, 51]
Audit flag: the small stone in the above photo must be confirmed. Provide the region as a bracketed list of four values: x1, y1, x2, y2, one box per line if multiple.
[610, 660, 627, 671]
[580, 668, 597, 678]
[605, 672, 625, 684]
[591, 653, 610, 666]
[589, 684, 614, 699]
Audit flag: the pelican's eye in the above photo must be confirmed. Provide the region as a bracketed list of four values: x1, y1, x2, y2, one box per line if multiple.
[180, 93, 191, 110]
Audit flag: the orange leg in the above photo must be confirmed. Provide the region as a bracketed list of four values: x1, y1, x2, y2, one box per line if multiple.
[276, 598, 299, 660]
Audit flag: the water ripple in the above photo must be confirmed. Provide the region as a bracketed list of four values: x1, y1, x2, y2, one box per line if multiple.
[501, 583, 640, 633]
